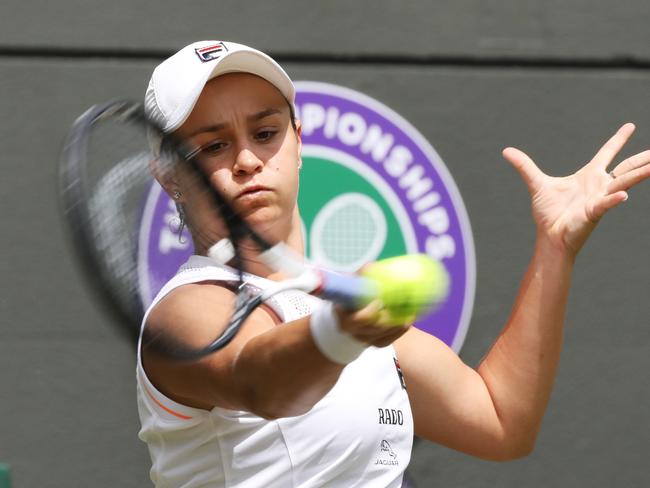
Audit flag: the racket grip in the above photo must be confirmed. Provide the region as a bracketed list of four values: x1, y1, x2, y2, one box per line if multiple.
[316, 269, 378, 310]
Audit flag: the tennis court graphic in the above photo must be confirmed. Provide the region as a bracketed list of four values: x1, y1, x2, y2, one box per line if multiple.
[299, 152, 407, 272]
[309, 191, 390, 271]
[138, 82, 475, 351]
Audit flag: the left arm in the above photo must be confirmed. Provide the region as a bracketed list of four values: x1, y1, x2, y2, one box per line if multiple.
[395, 123, 650, 460]
[395, 236, 572, 461]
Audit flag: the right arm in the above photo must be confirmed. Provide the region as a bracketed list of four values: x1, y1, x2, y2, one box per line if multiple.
[142, 282, 407, 419]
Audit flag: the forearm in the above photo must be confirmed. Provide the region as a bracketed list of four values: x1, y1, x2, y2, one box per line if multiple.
[144, 286, 385, 417]
[478, 233, 574, 452]
[232, 317, 346, 419]
[233, 299, 398, 418]
[403, 126, 648, 460]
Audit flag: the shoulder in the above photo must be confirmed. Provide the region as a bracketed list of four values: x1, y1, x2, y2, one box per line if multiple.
[146, 278, 282, 350]
[141, 280, 279, 410]
[147, 281, 234, 340]
[143, 255, 257, 344]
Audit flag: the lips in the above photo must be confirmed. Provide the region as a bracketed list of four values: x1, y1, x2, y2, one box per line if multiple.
[235, 184, 272, 201]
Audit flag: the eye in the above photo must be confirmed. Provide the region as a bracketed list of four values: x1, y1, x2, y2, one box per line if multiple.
[200, 140, 227, 155]
[255, 129, 277, 142]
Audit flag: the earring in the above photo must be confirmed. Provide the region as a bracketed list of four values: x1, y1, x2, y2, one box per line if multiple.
[173, 190, 182, 199]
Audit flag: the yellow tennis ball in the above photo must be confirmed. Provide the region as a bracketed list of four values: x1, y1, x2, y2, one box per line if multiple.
[361, 254, 449, 326]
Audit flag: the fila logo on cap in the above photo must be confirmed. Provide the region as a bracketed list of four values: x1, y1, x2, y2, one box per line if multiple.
[194, 42, 229, 62]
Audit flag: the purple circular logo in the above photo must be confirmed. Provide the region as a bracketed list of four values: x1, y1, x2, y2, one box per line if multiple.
[138, 82, 475, 352]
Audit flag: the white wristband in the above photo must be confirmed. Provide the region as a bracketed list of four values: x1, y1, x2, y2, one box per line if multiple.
[309, 302, 367, 365]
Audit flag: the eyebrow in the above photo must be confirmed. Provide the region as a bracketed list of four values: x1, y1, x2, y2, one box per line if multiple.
[187, 107, 285, 138]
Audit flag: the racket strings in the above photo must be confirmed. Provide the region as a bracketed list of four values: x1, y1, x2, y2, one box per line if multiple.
[84, 119, 158, 321]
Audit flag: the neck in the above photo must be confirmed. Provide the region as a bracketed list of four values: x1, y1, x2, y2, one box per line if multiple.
[195, 207, 305, 280]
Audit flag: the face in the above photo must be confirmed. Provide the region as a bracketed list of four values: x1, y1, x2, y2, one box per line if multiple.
[171, 73, 302, 249]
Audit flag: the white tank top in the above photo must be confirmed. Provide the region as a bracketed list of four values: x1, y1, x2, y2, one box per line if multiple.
[136, 255, 414, 487]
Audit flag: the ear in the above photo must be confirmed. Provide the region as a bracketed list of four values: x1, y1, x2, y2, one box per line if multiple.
[295, 118, 302, 142]
[295, 119, 303, 169]
[148, 158, 183, 202]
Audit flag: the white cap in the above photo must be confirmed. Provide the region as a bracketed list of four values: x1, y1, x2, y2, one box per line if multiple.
[145, 40, 295, 133]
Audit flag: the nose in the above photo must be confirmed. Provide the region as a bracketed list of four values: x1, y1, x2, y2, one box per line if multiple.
[233, 147, 263, 176]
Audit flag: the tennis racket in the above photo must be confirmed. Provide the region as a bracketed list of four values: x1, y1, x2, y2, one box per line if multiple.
[58, 100, 448, 359]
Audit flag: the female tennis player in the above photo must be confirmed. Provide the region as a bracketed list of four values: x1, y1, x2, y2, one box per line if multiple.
[136, 40, 650, 487]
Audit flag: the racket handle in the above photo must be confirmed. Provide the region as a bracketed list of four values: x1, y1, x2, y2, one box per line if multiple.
[316, 269, 378, 310]
[258, 249, 449, 324]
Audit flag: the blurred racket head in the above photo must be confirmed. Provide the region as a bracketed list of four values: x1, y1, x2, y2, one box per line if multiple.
[58, 101, 305, 358]
[58, 101, 236, 353]
[59, 102, 158, 341]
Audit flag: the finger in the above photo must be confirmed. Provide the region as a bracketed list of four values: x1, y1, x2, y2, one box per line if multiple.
[609, 149, 650, 178]
[337, 300, 382, 330]
[590, 191, 629, 221]
[591, 123, 636, 170]
[349, 323, 410, 343]
[368, 326, 411, 348]
[608, 162, 650, 193]
[502, 147, 545, 194]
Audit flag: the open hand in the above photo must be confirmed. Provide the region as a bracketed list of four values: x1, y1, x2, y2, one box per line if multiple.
[502, 123, 650, 257]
